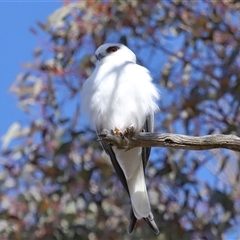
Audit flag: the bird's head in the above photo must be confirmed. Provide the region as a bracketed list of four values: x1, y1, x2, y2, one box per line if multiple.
[95, 43, 136, 64]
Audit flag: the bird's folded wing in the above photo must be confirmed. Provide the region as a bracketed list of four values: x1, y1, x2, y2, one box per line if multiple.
[96, 128, 137, 233]
[96, 114, 159, 234]
[96, 114, 153, 193]
[141, 114, 153, 169]
[98, 137, 130, 194]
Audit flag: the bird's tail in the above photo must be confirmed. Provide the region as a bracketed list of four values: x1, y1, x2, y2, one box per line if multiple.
[143, 212, 159, 234]
[128, 209, 159, 235]
[107, 145, 159, 234]
[127, 161, 151, 218]
[127, 161, 159, 234]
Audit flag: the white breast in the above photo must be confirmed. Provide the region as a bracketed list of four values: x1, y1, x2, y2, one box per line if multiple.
[81, 61, 159, 132]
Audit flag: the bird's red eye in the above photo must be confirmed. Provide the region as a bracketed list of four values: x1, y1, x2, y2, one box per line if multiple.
[107, 46, 119, 53]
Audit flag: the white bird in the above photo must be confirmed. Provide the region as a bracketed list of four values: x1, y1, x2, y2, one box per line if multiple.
[81, 43, 160, 234]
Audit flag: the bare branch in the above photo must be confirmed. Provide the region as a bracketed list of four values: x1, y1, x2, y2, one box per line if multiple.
[99, 131, 240, 152]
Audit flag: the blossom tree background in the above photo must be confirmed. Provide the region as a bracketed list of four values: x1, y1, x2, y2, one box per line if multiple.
[1, 1, 240, 239]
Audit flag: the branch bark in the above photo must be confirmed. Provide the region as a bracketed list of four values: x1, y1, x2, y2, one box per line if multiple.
[99, 132, 240, 152]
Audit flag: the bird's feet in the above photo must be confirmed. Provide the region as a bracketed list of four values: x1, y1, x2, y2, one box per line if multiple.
[111, 126, 135, 151]
[124, 125, 135, 138]
[112, 128, 124, 138]
[112, 126, 135, 139]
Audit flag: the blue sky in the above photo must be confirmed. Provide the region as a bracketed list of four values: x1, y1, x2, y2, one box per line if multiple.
[0, 2, 239, 238]
[0, 1, 62, 138]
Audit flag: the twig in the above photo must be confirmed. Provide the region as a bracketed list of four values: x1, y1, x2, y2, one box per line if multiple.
[99, 131, 240, 152]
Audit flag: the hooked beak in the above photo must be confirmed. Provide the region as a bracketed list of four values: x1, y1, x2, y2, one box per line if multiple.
[96, 53, 106, 61]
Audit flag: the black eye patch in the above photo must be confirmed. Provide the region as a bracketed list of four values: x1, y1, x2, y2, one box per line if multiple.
[106, 46, 119, 53]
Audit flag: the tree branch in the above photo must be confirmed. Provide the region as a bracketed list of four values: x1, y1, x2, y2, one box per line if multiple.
[99, 131, 240, 152]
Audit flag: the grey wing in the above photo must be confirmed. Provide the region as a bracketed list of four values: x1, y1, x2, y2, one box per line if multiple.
[141, 114, 154, 170]
[96, 113, 153, 193]
[96, 117, 159, 235]
[97, 136, 130, 194]
[141, 114, 160, 234]
[96, 128, 137, 233]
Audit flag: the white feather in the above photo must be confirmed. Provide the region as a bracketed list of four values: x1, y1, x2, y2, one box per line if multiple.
[81, 43, 160, 219]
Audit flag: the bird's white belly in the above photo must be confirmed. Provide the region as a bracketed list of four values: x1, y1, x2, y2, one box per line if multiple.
[96, 85, 145, 132]
[84, 61, 158, 133]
